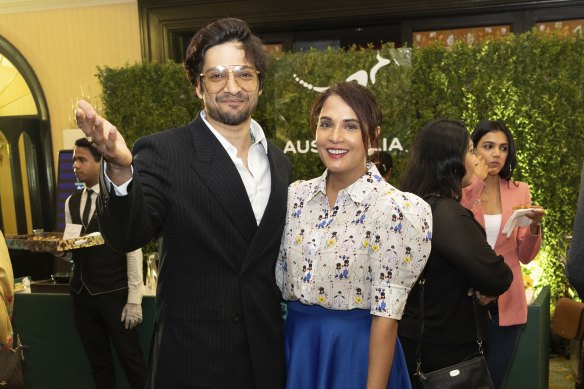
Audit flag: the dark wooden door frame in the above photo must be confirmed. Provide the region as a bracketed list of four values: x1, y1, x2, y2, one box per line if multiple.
[137, 0, 584, 63]
[0, 36, 54, 233]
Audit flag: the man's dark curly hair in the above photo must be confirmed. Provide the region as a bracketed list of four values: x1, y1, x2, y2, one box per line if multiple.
[184, 18, 270, 92]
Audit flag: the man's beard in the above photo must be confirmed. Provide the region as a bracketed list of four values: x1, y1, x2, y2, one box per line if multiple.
[206, 92, 257, 126]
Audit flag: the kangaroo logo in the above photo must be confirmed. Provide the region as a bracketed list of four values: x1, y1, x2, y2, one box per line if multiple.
[292, 50, 408, 91]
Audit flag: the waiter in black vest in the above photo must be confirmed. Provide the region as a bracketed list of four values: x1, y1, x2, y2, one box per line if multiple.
[65, 137, 147, 389]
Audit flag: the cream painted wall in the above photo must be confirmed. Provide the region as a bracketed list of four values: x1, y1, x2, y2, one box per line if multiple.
[0, 1, 142, 169]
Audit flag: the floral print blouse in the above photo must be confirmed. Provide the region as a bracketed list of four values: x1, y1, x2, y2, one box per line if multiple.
[276, 165, 432, 319]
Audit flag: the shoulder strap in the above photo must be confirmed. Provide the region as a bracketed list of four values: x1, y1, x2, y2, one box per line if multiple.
[415, 196, 484, 376]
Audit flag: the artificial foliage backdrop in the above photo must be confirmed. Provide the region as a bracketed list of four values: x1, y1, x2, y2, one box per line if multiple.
[97, 30, 584, 303]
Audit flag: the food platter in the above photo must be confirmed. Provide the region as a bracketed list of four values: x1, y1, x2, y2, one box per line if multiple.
[5, 232, 104, 252]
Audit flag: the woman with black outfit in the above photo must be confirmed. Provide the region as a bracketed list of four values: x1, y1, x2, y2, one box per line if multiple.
[398, 119, 513, 386]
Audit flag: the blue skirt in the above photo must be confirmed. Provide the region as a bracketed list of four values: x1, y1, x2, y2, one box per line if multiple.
[284, 301, 412, 389]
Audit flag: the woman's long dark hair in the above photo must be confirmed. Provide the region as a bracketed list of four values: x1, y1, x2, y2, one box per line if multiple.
[472, 120, 517, 181]
[401, 119, 470, 201]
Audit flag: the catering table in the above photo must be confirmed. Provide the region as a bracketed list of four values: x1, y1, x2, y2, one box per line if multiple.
[12, 293, 154, 389]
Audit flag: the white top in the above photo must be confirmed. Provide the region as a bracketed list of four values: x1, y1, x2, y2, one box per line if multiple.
[276, 164, 432, 319]
[65, 184, 143, 304]
[484, 213, 502, 249]
[106, 111, 271, 225]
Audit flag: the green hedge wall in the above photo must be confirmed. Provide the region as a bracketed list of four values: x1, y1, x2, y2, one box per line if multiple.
[97, 30, 584, 302]
[97, 61, 201, 146]
[409, 31, 584, 301]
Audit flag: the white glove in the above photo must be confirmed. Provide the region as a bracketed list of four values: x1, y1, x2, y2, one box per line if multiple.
[121, 303, 142, 329]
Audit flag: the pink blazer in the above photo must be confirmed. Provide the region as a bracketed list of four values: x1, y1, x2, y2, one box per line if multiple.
[462, 177, 542, 326]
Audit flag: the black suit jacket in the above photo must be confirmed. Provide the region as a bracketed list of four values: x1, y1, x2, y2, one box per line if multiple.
[97, 114, 291, 388]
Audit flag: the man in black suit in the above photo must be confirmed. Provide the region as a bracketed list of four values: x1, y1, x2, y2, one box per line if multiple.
[67, 138, 147, 389]
[75, 18, 290, 388]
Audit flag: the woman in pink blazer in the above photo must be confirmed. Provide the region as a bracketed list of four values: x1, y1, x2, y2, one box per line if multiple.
[461, 120, 545, 389]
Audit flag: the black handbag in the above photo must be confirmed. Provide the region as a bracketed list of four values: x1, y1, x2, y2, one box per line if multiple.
[414, 278, 494, 389]
[0, 334, 25, 389]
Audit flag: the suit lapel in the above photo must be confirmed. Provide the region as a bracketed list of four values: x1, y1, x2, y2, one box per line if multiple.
[188, 116, 258, 244]
[241, 144, 288, 272]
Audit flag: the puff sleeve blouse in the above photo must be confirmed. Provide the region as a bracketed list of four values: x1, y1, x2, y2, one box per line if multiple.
[276, 165, 432, 319]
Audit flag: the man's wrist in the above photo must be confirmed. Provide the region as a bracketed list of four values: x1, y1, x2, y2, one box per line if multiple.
[106, 164, 133, 184]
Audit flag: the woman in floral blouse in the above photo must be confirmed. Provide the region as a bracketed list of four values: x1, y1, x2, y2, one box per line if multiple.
[0, 229, 14, 350]
[276, 82, 432, 389]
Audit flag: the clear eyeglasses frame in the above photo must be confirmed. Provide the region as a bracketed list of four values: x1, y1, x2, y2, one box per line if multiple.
[200, 65, 260, 94]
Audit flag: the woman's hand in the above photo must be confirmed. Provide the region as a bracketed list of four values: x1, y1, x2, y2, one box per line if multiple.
[527, 206, 545, 235]
[468, 289, 498, 305]
[473, 154, 489, 181]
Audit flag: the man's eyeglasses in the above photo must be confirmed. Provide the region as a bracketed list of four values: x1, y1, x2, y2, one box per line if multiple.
[200, 65, 260, 94]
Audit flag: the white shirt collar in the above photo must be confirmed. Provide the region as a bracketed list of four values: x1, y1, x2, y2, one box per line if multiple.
[86, 183, 99, 195]
[306, 163, 383, 204]
[200, 110, 268, 156]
